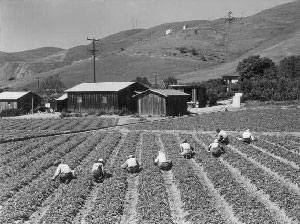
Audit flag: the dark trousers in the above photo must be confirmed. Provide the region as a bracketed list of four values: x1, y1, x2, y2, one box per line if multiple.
[243, 138, 251, 144]
[60, 172, 73, 184]
[211, 147, 225, 158]
[127, 166, 140, 174]
[92, 169, 104, 182]
[159, 161, 173, 171]
[220, 137, 229, 145]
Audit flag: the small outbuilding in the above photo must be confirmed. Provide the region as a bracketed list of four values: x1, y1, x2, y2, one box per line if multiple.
[65, 82, 148, 113]
[55, 93, 68, 112]
[134, 89, 190, 116]
[0, 91, 42, 112]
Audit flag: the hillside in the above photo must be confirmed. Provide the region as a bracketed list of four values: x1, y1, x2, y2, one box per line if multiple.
[2, 0, 300, 90]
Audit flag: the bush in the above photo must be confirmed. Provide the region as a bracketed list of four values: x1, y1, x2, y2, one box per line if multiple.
[0, 109, 25, 117]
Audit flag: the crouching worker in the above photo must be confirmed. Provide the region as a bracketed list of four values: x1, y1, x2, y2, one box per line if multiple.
[121, 155, 140, 174]
[207, 139, 226, 158]
[51, 161, 75, 184]
[216, 129, 229, 145]
[154, 151, 173, 171]
[180, 140, 195, 159]
[92, 158, 105, 183]
[242, 129, 255, 144]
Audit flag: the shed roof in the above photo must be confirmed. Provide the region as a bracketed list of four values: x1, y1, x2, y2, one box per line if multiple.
[65, 82, 136, 92]
[135, 89, 190, 98]
[0, 91, 30, 100]
[56, 93, 68, 101]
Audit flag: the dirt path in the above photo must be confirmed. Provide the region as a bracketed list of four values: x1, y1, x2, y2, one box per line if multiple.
[120, 133, 143, 224]
[73, 131, 128, 224]
[156, 134, 189, 224]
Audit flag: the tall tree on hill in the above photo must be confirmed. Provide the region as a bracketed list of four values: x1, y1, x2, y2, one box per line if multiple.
[132, 76, 152, 87]
[40, 74, 66, 102]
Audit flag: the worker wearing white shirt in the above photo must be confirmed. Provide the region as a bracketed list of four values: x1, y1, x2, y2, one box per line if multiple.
[180, 140, 195, 159]
[92, 158, 105, 183]
[154, 151, 173, 171]
[216, 129, 229, 145]
[207, 139, 225, 158]
[51, 162, 75, 184]
[242, 129, 254, 144]
[121, 155, 140, 174]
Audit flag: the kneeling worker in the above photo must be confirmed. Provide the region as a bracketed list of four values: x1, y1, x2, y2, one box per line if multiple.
[51, 161, 75, 184]
[121, 155, 140, 174]
[154, 151, 173, 171]
[207, 139, 226, 158]
[92, 158, 105, 183]
[180, 140, 195, 159]
[242, 129, 255, 144]
[216, 129, 229, 145]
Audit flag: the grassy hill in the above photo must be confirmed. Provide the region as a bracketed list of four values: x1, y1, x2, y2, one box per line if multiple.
[2, 0, 300, 91]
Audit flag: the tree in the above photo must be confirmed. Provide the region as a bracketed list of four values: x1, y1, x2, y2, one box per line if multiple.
[40, 74, 66, 102]
[132, 76, 152, 87]
[278, 55, 300, 79]
[163, 76, 178, 89]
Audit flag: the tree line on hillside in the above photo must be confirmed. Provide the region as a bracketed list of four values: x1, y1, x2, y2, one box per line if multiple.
[237, 55, 300, 101]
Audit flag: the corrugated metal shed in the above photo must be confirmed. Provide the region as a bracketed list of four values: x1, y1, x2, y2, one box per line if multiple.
[0, 91, 30, 100]
[65, 82, 136, 92]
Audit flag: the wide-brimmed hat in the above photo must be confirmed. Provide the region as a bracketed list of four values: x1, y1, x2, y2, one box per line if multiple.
[98, 158, 104, 163]
[216, 129, 221, 133]
[127, 155, 135, 159]
[246, 129, 250, 132]
[214, 139, 219, 143]
[181, 139, 187, 143]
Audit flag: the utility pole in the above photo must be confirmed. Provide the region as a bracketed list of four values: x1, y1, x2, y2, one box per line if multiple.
[87, 37, 100, 83]
[37, 77, 40, 93]
[225, 11, 233, 62]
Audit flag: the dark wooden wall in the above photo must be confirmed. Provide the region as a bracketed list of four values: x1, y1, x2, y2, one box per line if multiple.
[66, 83, 148, 113]
[0, 93, 41, 112]
[137, 93, 188, 116]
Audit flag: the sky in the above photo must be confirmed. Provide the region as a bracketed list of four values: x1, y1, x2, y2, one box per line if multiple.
[0, 0, 296, 53]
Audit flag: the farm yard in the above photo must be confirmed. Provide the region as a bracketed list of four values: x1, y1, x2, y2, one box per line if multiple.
[0, 108, 300, 223]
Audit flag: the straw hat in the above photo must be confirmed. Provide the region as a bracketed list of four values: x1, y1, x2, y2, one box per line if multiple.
[127, 155, 135, 159]
[214, 139, 219, 143]
[182, 139, 187, 143]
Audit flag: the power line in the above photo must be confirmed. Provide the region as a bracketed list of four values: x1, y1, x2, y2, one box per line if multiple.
[225, 11, 233, 62]
[87, 37, 100, 83]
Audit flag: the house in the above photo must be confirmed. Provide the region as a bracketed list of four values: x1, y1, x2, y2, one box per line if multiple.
[134, 89, 190, 116]
[169, 84, 206, 108]
[64, 82, 148, 113]
[222, 75, 239, 84]
[0, 91, 42, 112]
[55, 93, 68, 112]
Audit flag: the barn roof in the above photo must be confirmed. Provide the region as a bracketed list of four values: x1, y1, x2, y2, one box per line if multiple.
[135, 89, 190, 97]
[56, 93, 67, 101]
[65, 82, 136, 92]
[0, 91, 30, 100]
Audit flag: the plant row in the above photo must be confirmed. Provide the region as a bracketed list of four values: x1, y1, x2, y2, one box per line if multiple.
[136, 132, 174, 224]
[86, 131, 140, 224]
[40, 131, 121, 224]
[184, 133, 278, 223]
[160, 133, 227, 223]
[0, 131, 108, 223]
[199, 133, 300, 222]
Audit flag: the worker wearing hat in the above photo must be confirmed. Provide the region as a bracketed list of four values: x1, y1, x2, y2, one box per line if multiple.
[92, 158, 105, 183]
[154, 150, 173, 171]
[207, 139, 225, 158]
[121, 155, 140, 174]
[180, 139, 195, 159]
[241, 129, 255, 144]
[51, 160, 75, 184]
[216, 129, 229, 145]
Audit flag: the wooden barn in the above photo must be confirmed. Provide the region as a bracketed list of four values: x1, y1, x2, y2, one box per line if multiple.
[65, 82, 148, 113]
[55, 93, 68, 112]
[135, 89, 190, 116]
[170, 84, 206, 108]
[0, 91, 42, 112]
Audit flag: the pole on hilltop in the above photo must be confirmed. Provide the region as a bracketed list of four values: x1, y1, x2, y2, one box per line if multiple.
[87, 38, 100, 83]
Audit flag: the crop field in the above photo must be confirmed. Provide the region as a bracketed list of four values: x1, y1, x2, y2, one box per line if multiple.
[0, 108, 300, 223]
